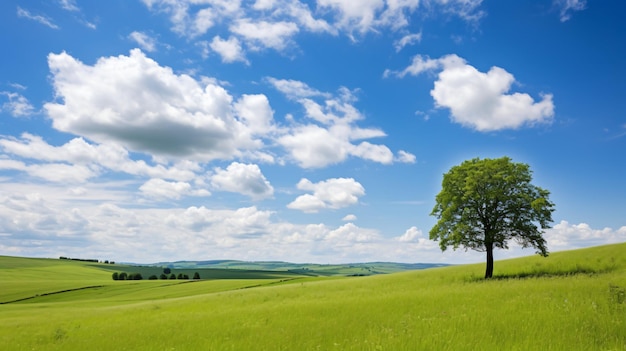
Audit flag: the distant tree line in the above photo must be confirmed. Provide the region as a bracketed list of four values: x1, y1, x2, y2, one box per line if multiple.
[112, 269, 201, 281]
[59, 256, 115, 264]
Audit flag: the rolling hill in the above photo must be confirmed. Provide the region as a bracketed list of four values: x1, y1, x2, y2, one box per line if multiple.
[1, 243, 624, 350]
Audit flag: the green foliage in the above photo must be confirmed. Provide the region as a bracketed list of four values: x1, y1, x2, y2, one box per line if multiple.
[118, 272, 127, 281]
[148, 275, 158, 280]
[128, 273, 143, 280]
[430, 157, 555, 278]
[159, 273, 168, 280]
[193, 272, 200, 280]
[111, 272, 118, 281]
[163, 267, 171, 274]
[169, 273, 176, 280]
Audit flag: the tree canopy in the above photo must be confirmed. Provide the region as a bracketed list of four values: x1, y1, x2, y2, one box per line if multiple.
[429, 157, 555, 278]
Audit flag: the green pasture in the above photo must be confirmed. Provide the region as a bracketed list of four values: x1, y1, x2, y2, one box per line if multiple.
[1, 243, 625, 350]
[160, 260, 445, 275]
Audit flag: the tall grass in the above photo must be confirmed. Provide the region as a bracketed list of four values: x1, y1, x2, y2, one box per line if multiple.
[1, 243, 625, 350]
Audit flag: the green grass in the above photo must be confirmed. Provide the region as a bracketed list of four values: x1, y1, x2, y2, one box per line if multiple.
[1, 243, 625, 350]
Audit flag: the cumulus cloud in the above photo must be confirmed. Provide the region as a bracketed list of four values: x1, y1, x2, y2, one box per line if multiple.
[387, 54, 555, 131]
[288, 178, 365, 213]
[394, 226, 436, 248]
[395, 150, 416, 163]
[230, 19, 299, 51]
[317, 0, 385, 35]
[0, 182, 623, 264]
[0, 133, 199, 182]
[0, 188, 418, 263]
[545, 220, 626, 250]
[142, 0, 242, 37]
[3, 49, 407, 193]
[141, 0, 484, 61]
[342, 214, 357, 221]
[234, 94, 275, 135]
[210, 162, 274, 200]
[209, 36, 248, 63]
[140, 178, 210, 200]
[0, 159, 96, 183]
[44, 49, 263, 162]
[270, 79, 404, 168]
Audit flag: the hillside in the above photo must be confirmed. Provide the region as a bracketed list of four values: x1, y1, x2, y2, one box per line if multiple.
[1, 243, 625, 350]
[147, 259, 449, 275]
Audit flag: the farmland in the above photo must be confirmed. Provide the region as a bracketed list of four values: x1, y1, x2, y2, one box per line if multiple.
[1, 243, 625, 350]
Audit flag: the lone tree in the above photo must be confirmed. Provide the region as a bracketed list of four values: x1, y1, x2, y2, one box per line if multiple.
[430, 157, 555, 279]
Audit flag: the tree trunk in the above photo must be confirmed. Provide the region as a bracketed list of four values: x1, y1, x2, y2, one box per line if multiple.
[485, 243, 494, 279]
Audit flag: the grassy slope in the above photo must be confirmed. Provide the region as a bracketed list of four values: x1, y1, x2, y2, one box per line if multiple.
[1, 243, 625, 350]
[158, 260, 447, 275]
[0, 257, 303, 304]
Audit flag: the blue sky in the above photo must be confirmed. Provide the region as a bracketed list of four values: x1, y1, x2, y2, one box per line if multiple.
[1, 0, 625, 264]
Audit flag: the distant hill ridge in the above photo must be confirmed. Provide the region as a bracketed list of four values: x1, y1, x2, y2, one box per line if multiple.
[144, 260, 450, 276]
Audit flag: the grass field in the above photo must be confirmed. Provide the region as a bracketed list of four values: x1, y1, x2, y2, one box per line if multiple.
[1, 243, 625, 350]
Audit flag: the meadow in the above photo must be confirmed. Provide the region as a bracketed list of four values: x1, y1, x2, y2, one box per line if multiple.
[1, 243, 625, 350]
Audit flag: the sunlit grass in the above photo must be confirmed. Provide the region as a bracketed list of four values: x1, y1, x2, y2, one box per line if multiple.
[1, 243, 625, 350]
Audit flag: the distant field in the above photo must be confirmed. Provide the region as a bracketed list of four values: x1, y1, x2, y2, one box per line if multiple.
[1, 243, 625, 350]
[150, 260, 448, 275]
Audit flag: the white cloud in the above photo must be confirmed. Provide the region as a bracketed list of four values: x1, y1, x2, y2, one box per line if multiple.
[1, 91, 35, 117]
[193, 7, 216, 35]
[394, 226, 437, 250]
[16, 6, 59, 29]
[555, 0, 586, 22]
[351, 141, 394, 164]
[388, 54, 555, 131]
[278, 125, 349, 168]
[384, 54, 442, 78]
[128, 31, 158, 52]
[326, 222, 379, 246]
[209, 36, 248, 63]
[0, 181, 623, 264]
[0, 159, 96, 183]
[58, 0, 79, 12]
[140, 178, 190, 199]
[395, 150, 416, 163]
[142, 0, 242, 37]
[230, 19, 299, 51]
[140, 0, 484, 63]
[431, 55, 554, 131]
[317, 0, 385, 36]
[316, 0, 481, 38]
[44, 49, 263, 162]
[379, 0, 420, 30]
[210, 162, 274, 200]
[545, 220, 626, 250]
[394, 32, 422, 52]
[288, 178, 365, 213]
[234, 94, 275, 135]
[342, 214, 357, 221]
[0, 133, 200, 182]
[434, 0, 484, 22]
[284, 0, 335, 33]
[266, 77, 330, 99]
[271, 80, 401, 168]
[31, 50, 407, 176]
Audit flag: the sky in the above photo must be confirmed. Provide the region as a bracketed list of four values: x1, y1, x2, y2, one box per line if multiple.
[0, 0, 625, 265]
